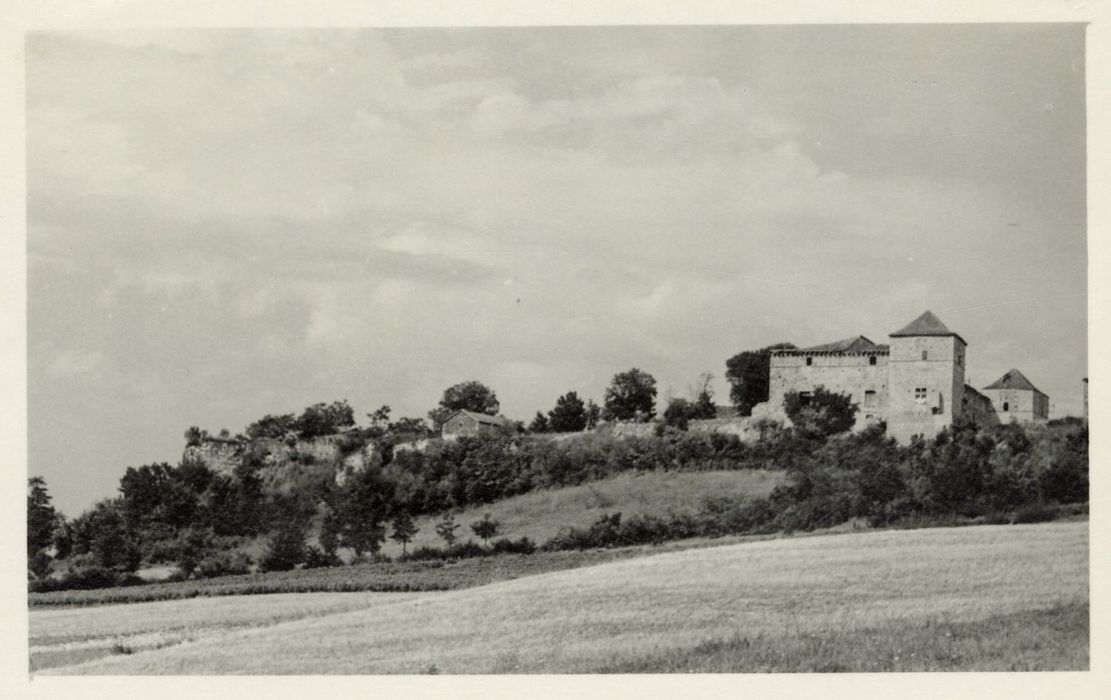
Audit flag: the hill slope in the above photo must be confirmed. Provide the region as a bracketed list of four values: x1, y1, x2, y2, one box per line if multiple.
[43, 521, 1088, 674]
[379, 468, 785, 556]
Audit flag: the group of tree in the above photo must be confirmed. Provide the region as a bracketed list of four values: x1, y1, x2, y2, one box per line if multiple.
[528, 391, 602, 433]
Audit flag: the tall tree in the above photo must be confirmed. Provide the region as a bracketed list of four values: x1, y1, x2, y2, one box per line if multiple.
[725, 343, 796, 416]
[548, 391, 588, 432]
[602, 368, 658, 421]
[691, 371, 718, 419]
[294, 400, 356, 439]
[27, 477, 57, 580]
[390, 512, 419, 557]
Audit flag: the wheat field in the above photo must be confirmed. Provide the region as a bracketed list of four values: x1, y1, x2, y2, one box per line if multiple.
[33, 521, 1088, 674]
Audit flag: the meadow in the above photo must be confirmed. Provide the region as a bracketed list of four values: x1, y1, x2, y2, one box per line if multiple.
[33, 521, 1088, 674]
[376, 468, 786, 558]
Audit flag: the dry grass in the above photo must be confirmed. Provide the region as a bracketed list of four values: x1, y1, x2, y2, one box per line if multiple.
[36, 521, 1088, 674]
[379, 468, 785, 556]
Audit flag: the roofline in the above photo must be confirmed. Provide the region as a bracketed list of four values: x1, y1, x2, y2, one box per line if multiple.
[772, 348, 889, 356]
[888, 330, 968, 346]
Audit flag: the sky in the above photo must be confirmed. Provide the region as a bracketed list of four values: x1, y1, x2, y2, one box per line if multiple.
[26, 25, 1087, 517]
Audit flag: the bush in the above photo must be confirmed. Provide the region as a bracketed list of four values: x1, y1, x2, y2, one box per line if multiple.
[197, 551, 253, 578]
[490, 537, 536, 555]
[1010, 503, 1060, 524]
[302, 546, 343, 569]
[29, 565, 142, 593]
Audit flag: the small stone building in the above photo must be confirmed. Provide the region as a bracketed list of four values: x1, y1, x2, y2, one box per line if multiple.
[440, 409, 514, 440]
[982, 369, 1049, 424]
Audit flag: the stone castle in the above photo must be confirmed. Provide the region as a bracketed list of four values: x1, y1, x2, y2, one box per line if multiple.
[764, 310, 1048, 443]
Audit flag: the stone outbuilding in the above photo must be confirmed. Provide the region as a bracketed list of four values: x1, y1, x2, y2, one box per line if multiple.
[440, 409, 514, 440]
[982, 369, 1049, 424]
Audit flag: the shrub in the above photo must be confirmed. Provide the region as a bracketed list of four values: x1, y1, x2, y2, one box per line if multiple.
[490, 537, 536, 555]
[197, 551, 253, 578]
[302, 546, 343, 569]
[1010, 503, 1060, 524]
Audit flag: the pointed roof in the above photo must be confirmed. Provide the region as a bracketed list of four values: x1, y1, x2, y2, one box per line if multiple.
[984, 369, 1045, 395]
[802, 336, 881, 353]
[889, 310, 966, 344]
[451, 409, 513, 426]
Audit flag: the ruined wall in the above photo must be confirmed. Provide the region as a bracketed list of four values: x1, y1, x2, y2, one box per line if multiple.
[182, 433, 374, 487]
[768, 351, 890, 431]
[886, 335, 964, 443]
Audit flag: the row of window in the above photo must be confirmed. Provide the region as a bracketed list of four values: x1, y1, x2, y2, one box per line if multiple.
[804, 355, 880, 366]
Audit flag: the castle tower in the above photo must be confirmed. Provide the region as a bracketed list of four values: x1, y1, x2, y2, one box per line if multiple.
[886, 311, 966, 443]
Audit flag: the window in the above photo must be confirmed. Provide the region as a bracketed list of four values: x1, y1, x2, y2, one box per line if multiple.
[806, 357, 812, 366]
[864, 390, 877, 409]
[1003, 402, 1009, 412]
[799, 391, 813, 406]
[915, 387, 927, 405]
[869, 355, 877, 366]
[921, 350, 928, 361]
[932, 393, 944, 415]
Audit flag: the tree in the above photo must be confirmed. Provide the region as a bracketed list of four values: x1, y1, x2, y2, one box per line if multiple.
[528, 411, 550, 433]
[368, 405, 391, 429]
[259, 514, 308, 572]
[585, 400, 602, 430]
[70, 499, 141, 572]
[548, 391, 588, 432]
[390, 512, 419, 557]
[294, 400, 356, 439]
[389, 416, 434, 439]
[470, 513, 500, 544]
[336, 460, 392, 559]
[725, 343, 796, 416]
[434, 381, 500, 425]
[783, 386, 858, 439]
[691, 371, 718, 419]
[27, 477, 57, 580]
[602, 368, 658, 421]
[184, 426, 208, 447]
[663, 397, 696, 430]
[244, 413, 296, 440]
[434, 513, 461, 546]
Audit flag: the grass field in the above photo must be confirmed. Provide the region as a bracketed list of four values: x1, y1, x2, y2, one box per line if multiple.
[378, 468, 785, 557]
[33, 521, 1087, 674]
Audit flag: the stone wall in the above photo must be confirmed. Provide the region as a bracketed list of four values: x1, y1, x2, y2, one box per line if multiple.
[981, 387, 1048, 424]
[769, 350, 890, 431]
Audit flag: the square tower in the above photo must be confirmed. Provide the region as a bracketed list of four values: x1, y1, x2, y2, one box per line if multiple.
[886, 311, 966, 443]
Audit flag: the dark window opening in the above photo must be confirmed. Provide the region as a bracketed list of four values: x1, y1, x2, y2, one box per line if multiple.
[1003, 402, 1009, 412]
[921, 350, 928, 361]
[799, 391, 813, 406]
[806, 357, 812, 366]
[869, 355, 877, 366]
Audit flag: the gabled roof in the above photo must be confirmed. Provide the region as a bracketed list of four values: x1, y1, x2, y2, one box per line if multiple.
[984, 369, 1045, 395]
[889, 310, 966, 345]
[802, 336, 881, 353]
[450, 409, 513, 426]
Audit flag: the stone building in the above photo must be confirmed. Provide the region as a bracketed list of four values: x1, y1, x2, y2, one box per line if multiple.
[981, 369, 1049, 423]
[765, 310, 1045, 443]
[440, 409, 514, 440]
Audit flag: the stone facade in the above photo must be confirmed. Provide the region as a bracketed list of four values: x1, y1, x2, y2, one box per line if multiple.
[764, 311, 1048, 443]
[441, 410, 514, 439]
[981, 369, 1049, 424]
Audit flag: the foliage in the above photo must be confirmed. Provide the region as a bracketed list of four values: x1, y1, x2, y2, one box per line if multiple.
[783, 386, 858, 438]
[294, 400, 356, 439]
[430, 381, 500, 428]
[602, 368, 658, 421]
[725, 343, 796, 416]
[28, 477, 57, 580]
[585, 400, 602, 429]
[245, 413, 297, 440]
[390, 512, 420, 557]
[434, 513, 461, 546]
[528, 411, 550, 433]
[548, 391, 589, 432]
[259, 513, 309, 573]
[184, 426, 208, 447]
[470, 514, 500, 543]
